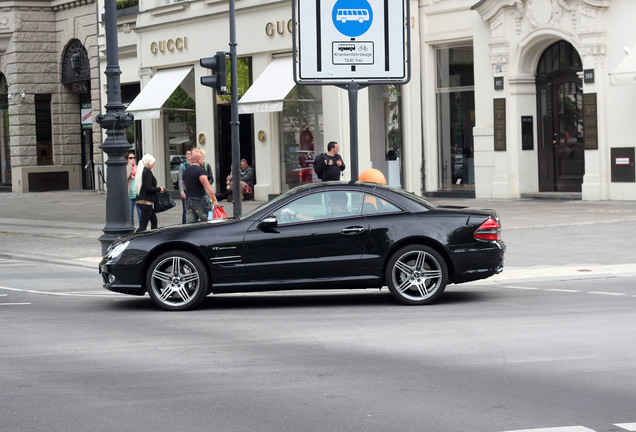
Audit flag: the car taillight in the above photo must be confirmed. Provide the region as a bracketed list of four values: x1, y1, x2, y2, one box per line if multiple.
[474, 217, 501, 241]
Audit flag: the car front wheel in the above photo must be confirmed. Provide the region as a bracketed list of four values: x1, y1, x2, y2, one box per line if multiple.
[386, 244, 448, 305]
[146, 250, 209, 311]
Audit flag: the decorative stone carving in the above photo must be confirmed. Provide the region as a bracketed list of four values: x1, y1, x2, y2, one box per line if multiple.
[61, 40, 90, 86]
[491, 16, 504, 41]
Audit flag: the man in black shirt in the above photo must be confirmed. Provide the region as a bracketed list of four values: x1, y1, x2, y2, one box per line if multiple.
[314, 141, 345, 181]
[183, 149, 219, 222]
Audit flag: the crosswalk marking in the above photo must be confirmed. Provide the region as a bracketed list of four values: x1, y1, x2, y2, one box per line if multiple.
[616, 424, 636, 431]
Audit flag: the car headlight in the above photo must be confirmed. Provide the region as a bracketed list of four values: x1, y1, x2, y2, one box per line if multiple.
[105, 240, 130, 260]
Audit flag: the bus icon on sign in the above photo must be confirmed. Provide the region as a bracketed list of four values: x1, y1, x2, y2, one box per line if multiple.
[332, 0, 373, 38]
[336, 9, 370, 23]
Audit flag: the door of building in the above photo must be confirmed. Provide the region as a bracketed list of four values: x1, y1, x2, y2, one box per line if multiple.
[536, 41, 584, 192]
[217, 105, 254, 193]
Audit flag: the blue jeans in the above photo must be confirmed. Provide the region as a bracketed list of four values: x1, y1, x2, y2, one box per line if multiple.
[130, 199, 141, 227]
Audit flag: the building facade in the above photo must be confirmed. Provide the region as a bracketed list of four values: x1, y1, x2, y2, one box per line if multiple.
[100, 0, 422, 202]
[466, 0, 636, 201]
[0, 0, 103, 193]
[106, 0, 634, 202]
[4, 0, 634, 201]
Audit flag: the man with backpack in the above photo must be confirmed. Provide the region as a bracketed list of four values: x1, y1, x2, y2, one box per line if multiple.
[313, 141, 345, 181]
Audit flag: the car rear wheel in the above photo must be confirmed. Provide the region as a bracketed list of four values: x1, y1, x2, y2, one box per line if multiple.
[146, 250, 209, 311]
[386, 244, 448, 305]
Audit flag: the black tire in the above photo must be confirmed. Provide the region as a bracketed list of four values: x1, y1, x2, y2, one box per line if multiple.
[386, 244, 448, 305]
[145, 250, 209, 311]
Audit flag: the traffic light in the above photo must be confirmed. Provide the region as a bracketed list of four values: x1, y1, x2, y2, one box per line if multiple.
[200, 51, 228, 94]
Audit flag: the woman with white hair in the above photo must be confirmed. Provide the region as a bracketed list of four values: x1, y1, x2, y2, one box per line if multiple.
[135, 154, 164, 233]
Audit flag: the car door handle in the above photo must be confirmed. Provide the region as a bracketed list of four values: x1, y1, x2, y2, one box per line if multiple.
[341, 226, 365, 234]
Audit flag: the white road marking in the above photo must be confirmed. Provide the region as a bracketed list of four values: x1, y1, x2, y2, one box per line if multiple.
[501, 427, 596, 432]
[500, 285, 632, 298]
[615, 424, 636, 431]
[586, 291, 626, 296]
[501, 286, 541, 290]
[545, 289, 582, 293]
[0, 303, 31, 306]
[0, 285, 121, 298]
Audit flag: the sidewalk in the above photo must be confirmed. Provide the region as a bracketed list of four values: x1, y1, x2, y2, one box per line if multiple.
[1, 190, 635, 282]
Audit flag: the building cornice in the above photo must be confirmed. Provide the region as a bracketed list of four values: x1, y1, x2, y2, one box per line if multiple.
[472, 0, 611, 21]
[0, 0, 95, 11]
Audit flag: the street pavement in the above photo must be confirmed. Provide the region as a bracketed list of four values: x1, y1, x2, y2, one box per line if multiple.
[0, 190, 635, 283]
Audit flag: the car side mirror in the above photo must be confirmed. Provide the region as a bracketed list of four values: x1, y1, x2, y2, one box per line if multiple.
[258, 216, 278, 230]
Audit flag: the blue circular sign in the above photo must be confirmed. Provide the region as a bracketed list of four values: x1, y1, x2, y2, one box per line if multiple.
[332, 0, 373, 38]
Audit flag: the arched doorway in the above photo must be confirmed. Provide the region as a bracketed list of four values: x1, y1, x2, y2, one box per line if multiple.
[536, 41, 584, 192]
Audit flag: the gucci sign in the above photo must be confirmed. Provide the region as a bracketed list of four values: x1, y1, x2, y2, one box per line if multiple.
[265, 20, 293, 37]
[150, 37, 188, 55]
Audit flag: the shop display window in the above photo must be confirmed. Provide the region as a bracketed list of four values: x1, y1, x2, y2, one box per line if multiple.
[164, 71, 196, 189]
[280, 85, 323, 192]
[369, 84, 403, 187]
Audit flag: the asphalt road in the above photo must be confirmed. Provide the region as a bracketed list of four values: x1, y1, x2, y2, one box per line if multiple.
[1, 258, 635, 432]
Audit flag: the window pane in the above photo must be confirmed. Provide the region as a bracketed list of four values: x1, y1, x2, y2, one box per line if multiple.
[436, 91, 475, 190]
[436, 47, 474, 88]
[281, 85, 323, 192]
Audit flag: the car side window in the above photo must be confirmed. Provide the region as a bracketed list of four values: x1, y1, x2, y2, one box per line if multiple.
[325, 191, 364, 218]
[361, 193, 401, 215]
[272, 193, 326, 224]
[272, 191, 365, 224]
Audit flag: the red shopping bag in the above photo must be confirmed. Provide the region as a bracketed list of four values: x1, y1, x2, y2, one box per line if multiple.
[212, 205, 227, 219]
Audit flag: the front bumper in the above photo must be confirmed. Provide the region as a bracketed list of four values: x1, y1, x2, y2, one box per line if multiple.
[99, 262, 145, 296]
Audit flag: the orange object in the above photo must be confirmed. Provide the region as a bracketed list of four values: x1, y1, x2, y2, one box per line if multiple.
[359, 168, 387, 184]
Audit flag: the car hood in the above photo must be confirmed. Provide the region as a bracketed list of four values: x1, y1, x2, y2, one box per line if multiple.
[117, 217, 238, 243]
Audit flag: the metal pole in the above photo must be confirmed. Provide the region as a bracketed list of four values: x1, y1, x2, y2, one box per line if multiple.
[96, 0, 134, 255]
[229, 0, 241, 218]
[348, 82, 360, 181]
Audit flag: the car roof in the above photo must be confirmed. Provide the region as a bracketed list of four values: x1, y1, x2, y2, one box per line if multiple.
[244, 181, 436, 217]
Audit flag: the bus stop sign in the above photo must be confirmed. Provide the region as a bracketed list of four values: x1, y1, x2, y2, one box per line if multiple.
[293, 0, 410, 85]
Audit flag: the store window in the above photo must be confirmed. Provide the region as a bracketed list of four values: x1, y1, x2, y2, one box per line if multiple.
[436, 46, 475, 191]
[164, 71, 195, 189]
[369, 84, 403, 187]
[0, 74, 10, 187]
[280, 85, 323, 192]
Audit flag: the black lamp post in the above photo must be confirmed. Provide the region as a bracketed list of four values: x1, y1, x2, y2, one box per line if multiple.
[96, 0, 134, 255]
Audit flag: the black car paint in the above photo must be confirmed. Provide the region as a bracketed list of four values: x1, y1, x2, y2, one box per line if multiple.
[100, 182, 504, 297]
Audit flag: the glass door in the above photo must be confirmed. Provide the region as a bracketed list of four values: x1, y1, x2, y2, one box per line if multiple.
[436, 47, 475, 191]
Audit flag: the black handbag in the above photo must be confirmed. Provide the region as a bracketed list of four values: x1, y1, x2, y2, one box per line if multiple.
[154, 190, 176, 213]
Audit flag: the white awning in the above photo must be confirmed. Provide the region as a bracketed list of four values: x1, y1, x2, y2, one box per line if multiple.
[238, 57, 296, 114]
[126, 66, 193, 119]
[610, 45, 636, 86]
